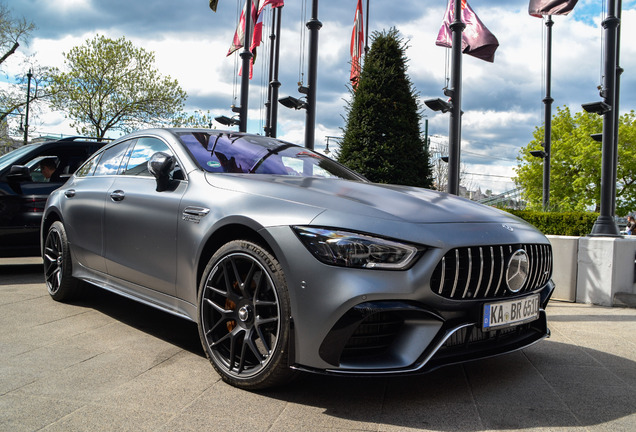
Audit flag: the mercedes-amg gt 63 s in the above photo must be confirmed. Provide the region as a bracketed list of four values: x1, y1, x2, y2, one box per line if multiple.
[42, 128, 554, 390]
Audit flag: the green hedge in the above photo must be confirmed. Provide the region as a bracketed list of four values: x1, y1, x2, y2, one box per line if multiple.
[501, 210, 599, 236]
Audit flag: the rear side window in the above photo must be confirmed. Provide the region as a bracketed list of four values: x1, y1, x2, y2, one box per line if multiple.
[93, 142, 133, 176]
[75, 152, 100, 177]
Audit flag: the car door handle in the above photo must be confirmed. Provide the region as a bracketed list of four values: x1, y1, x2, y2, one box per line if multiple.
[183, 206, 210, 217]
[110, 190, 125, 201]
[64, 189, 76, 198]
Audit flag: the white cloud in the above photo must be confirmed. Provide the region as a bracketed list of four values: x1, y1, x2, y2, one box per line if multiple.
[5, 0, 635, 194]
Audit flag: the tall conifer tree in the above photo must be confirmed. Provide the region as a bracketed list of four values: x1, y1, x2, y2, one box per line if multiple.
[338, 28, 432, 188]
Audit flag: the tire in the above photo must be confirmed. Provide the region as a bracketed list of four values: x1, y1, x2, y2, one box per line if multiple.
[197, 240, 296, 390]
[43, 221, 80, 301]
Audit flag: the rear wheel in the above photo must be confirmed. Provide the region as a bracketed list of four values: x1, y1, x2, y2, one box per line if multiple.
[43, 221, 80, 301]
[198, 240, 295, 390]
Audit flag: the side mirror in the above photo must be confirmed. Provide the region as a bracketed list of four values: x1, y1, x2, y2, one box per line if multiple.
[6, 165, 31, 193]
[148, 152, 175, 192]
[8, 165, 32, 181]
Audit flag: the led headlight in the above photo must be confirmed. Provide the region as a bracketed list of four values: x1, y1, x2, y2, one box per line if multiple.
[293, 227, 421, 270]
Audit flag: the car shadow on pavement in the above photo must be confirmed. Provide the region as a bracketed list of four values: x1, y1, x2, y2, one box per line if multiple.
[0, 263, 45, 285]
[72, 282, 204, 357]
[259, 345, 636, 431]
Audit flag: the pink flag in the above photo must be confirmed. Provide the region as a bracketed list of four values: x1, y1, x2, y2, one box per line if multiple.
[350, 0, 364, 88]
[436, 0, 499, 63]
[529, 0, 578, 17]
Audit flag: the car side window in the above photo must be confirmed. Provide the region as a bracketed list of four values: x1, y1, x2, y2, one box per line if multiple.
[75, 152, 101, 177]
[123, 137, 176, 178]
[93, 142, 133, 176]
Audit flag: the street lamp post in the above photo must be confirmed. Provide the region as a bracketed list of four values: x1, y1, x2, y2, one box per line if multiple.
[542, 16, 554, 211]
[583, 0, 620, 236]
[424, 0, 464, 196]
[304, 0, 322, 150]
[238, 0, 253, 133]
[23, 69, 32, 145]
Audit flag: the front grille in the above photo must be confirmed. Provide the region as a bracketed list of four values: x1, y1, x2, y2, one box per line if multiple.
[430, 244, 552, 300]
[340, 311, 404, 361]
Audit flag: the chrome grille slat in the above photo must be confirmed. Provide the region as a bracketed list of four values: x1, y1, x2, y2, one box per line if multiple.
[438, 257, 446, 295]
[450, 249, 460, 298]
[472, 247, 484, 298]
[476, 246, 493, 298]
[461, 248, 473, 299]
[536, 244, 544, 289]
[431, 243, 552, 300]
[525, 244, 536, 292]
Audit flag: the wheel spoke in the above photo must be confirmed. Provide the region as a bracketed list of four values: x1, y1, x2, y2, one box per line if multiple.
[255, 300, 277, 307]
[256, 316, 278, 326]
[44, 259, 57, 279]
[204, 297, 231, 315]
[228, 257, 243, 292]
[244, 329, 265, 362]
[241, 261, 257, 297]
[254, 325, 272, 354]
[250, 269, 264, 301]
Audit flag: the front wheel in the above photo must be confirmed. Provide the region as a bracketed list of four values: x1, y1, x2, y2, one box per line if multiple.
[197, 240, 296, 390]
[43, 221, 80, 301]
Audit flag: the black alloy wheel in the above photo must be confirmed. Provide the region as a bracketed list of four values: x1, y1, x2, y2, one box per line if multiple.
[198, 240, 295, 389]
[43, 221, 80, 301]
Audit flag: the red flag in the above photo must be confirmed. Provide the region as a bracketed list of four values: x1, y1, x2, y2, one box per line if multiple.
[436, 0, 499, 63]
[253, 1, 284, 52]
[227, 0, 258, 56]
[350, 0, 364, 88]
[529, 0, 578, 17]
[229, 1, 284, 79]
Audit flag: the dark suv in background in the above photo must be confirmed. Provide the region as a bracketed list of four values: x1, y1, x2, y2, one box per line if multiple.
[0, 137, 109, 257]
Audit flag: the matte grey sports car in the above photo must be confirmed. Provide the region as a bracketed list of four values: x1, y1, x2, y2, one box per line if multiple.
[42, 128, 554, 390]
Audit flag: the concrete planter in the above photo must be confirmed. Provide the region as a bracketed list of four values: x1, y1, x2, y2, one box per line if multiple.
[546, 235, 636, 307]
[576, 236, 636, 307]
[546, 235, 579, 302]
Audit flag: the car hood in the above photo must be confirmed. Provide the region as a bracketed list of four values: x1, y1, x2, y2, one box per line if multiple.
[206, 174, 519, 225]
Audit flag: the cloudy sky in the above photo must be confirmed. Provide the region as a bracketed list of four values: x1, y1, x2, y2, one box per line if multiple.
[4, 0, 636, 193]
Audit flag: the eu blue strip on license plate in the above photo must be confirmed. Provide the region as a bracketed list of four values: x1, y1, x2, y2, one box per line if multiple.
[483, 294, 540, 330]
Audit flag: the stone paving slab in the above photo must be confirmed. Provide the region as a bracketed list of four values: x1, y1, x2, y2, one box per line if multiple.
[1, 259, 635, 432]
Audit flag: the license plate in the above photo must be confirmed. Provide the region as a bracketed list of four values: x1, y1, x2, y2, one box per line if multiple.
[482, 294, 540, 330]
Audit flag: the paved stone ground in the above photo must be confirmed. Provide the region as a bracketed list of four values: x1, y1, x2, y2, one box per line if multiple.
[1, 258, 635, 432]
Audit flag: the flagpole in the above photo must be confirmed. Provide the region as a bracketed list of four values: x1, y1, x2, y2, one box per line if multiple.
[447, 0, 464, 195]
[364, 0, 370, 54]
[304, 0, 322, 150]
[270, 6, 283, 137]
[590, 0, 620, 236]
[264, 6, 282, 137]
[611, 0, 622, 215]
[239, 0, 253, 133]
[542, 15, 554, 210]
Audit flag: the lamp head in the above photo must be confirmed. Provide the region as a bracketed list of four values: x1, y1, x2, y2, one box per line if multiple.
[424, 98, 452, 113]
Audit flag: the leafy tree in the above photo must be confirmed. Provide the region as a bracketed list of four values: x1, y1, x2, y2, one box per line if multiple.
[0, 2, 33, 68]
[514, 106, 636, 215]
[172, 110, 216, 129]
[50, 35, 187, 139]
[0, 2, 52, 131]
[338, 28, 432, 188]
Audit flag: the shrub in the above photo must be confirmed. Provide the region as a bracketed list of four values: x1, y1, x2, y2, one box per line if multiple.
[501, 210, 598, 236]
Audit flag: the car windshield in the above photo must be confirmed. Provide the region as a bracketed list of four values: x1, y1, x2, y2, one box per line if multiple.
[177, 132, 363, 180]
[0, 144, 39, 170]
